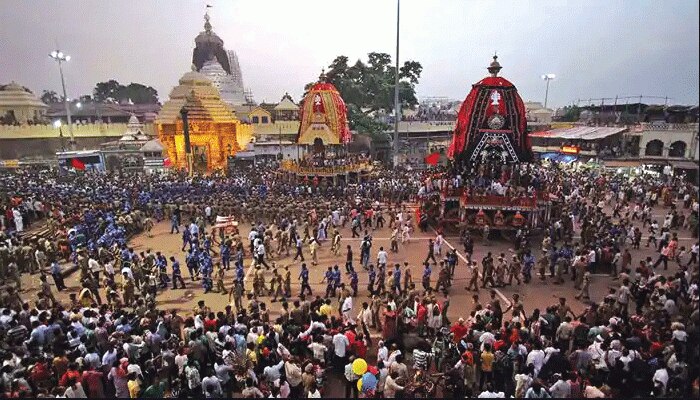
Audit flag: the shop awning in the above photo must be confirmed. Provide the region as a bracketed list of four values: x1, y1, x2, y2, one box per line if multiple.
[603, 160, 643, 168]
[532, 126, 627, 140]
[670, 160, 699, 170]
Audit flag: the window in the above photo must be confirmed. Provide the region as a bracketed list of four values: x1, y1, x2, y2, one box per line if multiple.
[261, 116, 269, 124]
[668, 141, 687, 158]
[644, 140, 663, 156]
[252, 116, 259, 124]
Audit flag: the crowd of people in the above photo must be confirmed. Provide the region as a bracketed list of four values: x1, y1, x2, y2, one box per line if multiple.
[0, 158, 697, 398]
[291, 154, 372, 169]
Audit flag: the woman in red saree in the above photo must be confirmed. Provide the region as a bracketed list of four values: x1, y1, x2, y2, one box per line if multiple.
[382, 305, 398, 342]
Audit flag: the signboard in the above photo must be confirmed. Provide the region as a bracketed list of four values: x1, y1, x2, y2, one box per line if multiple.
[0, 160, 19, 168]
[560, 145, 580, 154]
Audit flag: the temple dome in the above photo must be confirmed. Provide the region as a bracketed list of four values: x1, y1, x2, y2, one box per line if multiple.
[297, 71, 350, 145]
[178, 69, 213, 86]
[156, 69, 238, 124]
[0, 81, 48, 124]
[194, 13, 223, 45]
[192, 12, 231, 75]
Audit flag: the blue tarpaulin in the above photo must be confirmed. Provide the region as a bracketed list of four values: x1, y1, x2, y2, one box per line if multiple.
[539, 153, 578, 163]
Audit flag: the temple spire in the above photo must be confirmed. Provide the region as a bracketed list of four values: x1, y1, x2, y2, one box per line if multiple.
[318, 68, 327, 83]
[487, 53, 502, 77]
[204, 9, 212, 33]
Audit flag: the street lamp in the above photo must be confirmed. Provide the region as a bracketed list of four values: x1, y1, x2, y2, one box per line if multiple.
[541, 74, 556, 109]
[53, 119, 66, 151]
[392, 0, 401, 168]
[49, 49, 75, 149]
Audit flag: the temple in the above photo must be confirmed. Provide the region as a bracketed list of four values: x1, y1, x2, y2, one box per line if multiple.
[448, 55, 532, 164]
[192, 12, 249, 106]
[0, 82, 48, 125]
[428, 56, 548, 238]
[296, 70, 351, 148]
[156, 69, 252, 173]
[280, 70, 371, 184]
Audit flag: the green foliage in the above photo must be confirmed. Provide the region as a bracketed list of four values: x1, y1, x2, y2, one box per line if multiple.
[347, 105, 390, 141]
[92, 80, 159, 104]
[307, 52, 422, 136]
[41, 90, 61, 104]
[559, 105, 581, 122]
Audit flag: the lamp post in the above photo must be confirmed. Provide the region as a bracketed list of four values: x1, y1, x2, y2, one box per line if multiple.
[392, 0, 401, 168]
[541, 74, 556, 109]
[49, 50, 75, 149]
[54, 120, 66, 152]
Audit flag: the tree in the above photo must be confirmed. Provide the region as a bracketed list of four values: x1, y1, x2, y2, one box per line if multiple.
[92, 80, 122, 103]
[92, 80, 159, 104]
[41, 90, 61, 104]
[307, 52, 422, 136]
[119, 83, 159, 104]
[559, 105, 581, 122]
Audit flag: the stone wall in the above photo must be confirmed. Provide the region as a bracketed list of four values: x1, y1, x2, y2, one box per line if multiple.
[0, 137, 118, 159]
[0, 122, 155, 139]
[0, 123, 156, 160]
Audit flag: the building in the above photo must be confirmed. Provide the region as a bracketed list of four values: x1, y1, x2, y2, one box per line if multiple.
[636, 122, 699, 178]
[529, 126, 629, 162]
[99, 115, 166, 173]
[156, 69, 253, 173]
[273, 93, 300, 121]
[0, 82, 48, 125]
[524, 101, 554, 123]
[191, 12, 249, 106]
[47, 102, 161, 124]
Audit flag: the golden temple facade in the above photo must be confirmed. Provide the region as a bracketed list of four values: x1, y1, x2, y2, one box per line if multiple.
[156, 70, 252, 173]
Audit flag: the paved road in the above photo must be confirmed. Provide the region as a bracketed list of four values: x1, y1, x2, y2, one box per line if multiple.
[23, 203, 696, 326]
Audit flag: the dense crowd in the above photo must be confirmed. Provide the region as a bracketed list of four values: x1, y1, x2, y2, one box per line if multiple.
[0, 159, 697, 398]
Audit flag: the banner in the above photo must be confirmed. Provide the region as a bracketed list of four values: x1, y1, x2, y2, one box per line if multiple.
[424, 152, 440, 165]
[71, 158, 86, 170]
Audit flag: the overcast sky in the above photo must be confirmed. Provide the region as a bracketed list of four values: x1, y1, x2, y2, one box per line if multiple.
[1, 0, 698, 108]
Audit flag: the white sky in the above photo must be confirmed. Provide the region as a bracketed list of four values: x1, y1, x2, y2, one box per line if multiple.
[1, 0, 698, 107]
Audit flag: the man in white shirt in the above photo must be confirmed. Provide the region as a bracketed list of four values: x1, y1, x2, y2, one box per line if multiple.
[687, 243, 699, 267]
[376, 340, 388, 364]
[341, 295, 353, 324]
[263, 360, 284, 382]
[377, 247, 388, 268]
[204, 205, 212, 224]
[189, 222, 199, 237]
[653, 365, 669, 395]
[526, 343, 545, 377]
[549, 374, 570, 398]
[332, 331, 350, 372]
[88, 256, 101, 278]
[478, 383, 505, 398]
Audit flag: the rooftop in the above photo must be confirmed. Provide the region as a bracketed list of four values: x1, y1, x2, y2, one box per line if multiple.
[529, 126, 627, 140]
[0, 82, 48, 109]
